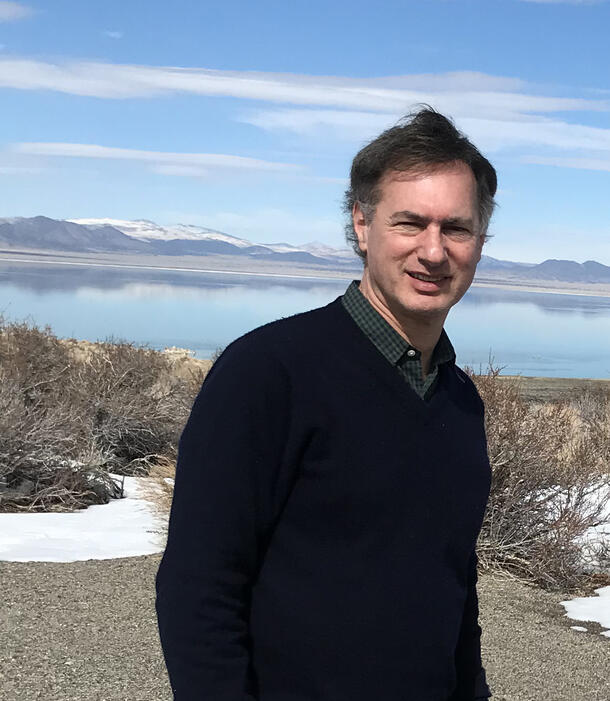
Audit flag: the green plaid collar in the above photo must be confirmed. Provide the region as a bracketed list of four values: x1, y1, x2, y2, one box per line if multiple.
[341, 280, 455, 399]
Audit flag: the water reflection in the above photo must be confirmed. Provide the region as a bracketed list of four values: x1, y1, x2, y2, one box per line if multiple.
[464, 286, 610, 316]
[3, 262, 609, 316]
[0, 263, 348, 295]
[0, 262, 609, 378]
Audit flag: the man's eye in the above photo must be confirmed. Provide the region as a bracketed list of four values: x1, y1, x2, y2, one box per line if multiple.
[395, 221, 421, 230]
[444, 227, 472, 237]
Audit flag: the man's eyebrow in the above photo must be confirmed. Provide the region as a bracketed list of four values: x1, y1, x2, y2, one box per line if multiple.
[388, 210, 475, 228]
[387, 210, 427, 224]
[442, 216, 476, 228]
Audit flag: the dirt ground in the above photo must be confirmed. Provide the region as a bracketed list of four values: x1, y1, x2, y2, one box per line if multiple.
[1, 555, 609, 701]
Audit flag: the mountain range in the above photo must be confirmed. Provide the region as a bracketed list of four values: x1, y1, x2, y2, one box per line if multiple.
[0, 216, 356, 268]
[0, 215, 609, 285]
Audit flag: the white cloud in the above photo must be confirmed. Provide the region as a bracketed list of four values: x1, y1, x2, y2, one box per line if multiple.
[460, 116, 610, 153]
[521, 155, 610, 171]
[0, 1, 33, 21]
[3, 59, 610, 173]
[240, 108, 396, 141]
[0, 59, 607, 119]
[11, 142, 301, 173]
[240, 108, 610, 156]
[103, 30, 123, 40]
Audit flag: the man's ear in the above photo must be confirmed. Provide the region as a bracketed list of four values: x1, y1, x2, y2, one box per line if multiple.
[352, 202, 368, 256]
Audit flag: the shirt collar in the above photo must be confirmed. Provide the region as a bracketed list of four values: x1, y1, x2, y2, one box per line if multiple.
[341, 279, 456, 370]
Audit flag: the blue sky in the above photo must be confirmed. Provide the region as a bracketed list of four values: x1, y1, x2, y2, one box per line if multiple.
[0, 0, 609, 263]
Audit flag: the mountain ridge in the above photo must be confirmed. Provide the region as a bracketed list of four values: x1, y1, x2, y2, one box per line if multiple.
[1, 216, 609, 284]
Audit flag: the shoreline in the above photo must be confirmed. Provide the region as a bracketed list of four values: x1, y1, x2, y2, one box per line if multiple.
[499, 375, 610, 402]
[472, 279, 610, 298]
[0, 254, 351, 283]
[1, 249, 610, 297]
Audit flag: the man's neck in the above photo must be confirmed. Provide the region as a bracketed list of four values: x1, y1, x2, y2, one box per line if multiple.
[358, 274, 447, 376]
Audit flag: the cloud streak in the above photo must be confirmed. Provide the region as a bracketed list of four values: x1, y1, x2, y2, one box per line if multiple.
[521, 155, 610, 171]
[11, 142, 301, 174]
[0, 1, 33, 21]
[240, 108, 610, 157]
[0, 59, 607, 119]
[3, 60, 610, 173]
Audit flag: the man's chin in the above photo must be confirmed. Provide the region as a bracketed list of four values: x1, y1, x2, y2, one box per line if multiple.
[397, 298, 452, 320]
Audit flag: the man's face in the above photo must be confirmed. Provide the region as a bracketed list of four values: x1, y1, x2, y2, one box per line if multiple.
[353, 162, 484, 325]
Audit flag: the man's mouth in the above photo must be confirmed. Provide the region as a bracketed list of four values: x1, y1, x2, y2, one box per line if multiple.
[408, 272, 449, 282]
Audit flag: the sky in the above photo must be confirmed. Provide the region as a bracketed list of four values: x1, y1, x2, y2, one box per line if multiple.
[0, 0, 609, 263]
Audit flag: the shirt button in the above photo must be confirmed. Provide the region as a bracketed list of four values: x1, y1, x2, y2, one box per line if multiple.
[407, 349, 416, 357]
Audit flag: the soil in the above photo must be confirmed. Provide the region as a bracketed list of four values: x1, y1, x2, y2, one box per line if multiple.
[1, 556, 609, 701]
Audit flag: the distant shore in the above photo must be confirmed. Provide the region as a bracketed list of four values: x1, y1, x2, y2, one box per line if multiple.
[473, 278, 610, 298]
[500, 375, 610, 402]
[1, 248, 610, 298]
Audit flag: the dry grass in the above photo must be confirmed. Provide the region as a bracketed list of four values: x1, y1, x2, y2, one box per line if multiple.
[143, 457, 176, 516]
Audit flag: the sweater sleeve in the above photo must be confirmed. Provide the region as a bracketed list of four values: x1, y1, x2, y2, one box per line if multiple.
[448, 550, 492, 700]
[155, 343, 296, 701]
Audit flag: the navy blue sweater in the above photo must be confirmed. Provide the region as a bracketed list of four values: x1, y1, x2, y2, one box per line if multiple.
[156, 297, 492, 701]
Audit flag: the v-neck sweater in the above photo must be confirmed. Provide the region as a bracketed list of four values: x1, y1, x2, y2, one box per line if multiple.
[156, 296, 492, 701]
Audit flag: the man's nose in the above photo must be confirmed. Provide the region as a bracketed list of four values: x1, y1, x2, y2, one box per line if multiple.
[417, 225, 448, 266]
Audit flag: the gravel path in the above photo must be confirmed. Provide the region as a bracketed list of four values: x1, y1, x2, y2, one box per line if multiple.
[1, 555, 609, 701]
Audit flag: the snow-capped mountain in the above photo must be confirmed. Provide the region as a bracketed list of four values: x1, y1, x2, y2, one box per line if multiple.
[70, 218, 252, 248]
[70, 218, 356, 262]
[2, 216, 359, 268]
[265, 241, 355, 260]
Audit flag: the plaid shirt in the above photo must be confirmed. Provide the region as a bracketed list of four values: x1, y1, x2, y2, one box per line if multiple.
[341, 280, 456, 401]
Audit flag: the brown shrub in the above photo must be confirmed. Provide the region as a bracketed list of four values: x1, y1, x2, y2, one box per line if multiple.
[0, 318, 207, 511]
[471, 367, 610, 590]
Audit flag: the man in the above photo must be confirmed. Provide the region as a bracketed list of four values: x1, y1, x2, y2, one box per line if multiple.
[156, 107, 496, 701]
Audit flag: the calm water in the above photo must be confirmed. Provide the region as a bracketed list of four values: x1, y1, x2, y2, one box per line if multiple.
[1, 261, 609, 379]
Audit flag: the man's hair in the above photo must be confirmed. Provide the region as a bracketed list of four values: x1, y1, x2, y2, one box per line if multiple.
[343, 106, 497, 261]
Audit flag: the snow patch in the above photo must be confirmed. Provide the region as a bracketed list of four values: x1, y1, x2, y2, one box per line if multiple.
[0, 476, 164, 562]
[562, 587, 610, 639]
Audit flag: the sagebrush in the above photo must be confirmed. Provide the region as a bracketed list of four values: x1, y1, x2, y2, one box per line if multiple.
[471, 367, 610, 590]
[0, 319, 207, 512]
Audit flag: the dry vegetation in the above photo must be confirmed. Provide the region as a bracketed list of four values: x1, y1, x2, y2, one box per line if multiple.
[0, 318, 608, 591]
[471, 367, 610, 590]
[0, 318, 208, 512]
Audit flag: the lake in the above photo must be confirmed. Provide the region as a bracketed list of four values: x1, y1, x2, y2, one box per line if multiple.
[1, 260, 609, 379]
